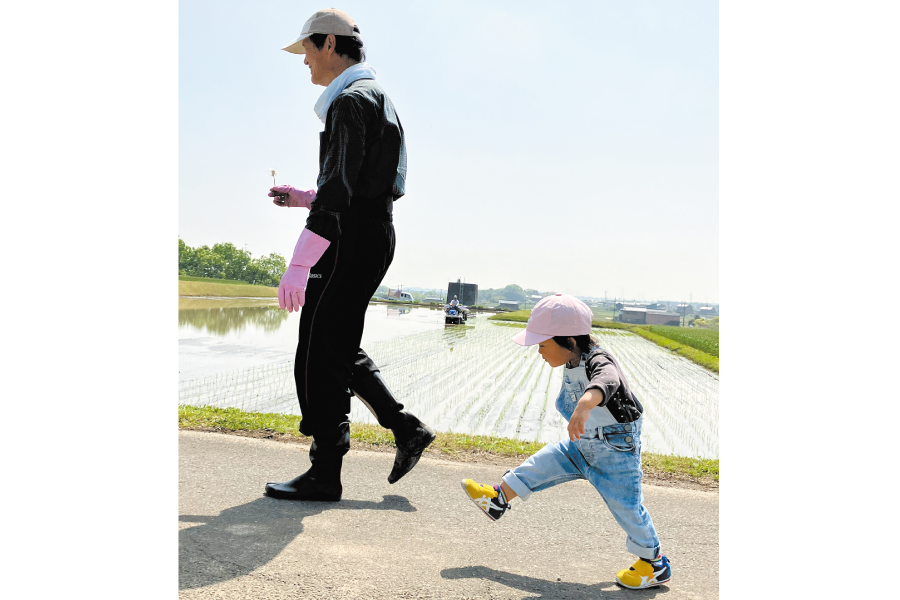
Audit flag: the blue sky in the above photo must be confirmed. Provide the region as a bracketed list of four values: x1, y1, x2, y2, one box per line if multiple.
[179, 0, 718, 302]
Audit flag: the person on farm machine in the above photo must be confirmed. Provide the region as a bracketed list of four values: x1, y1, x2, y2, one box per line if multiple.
[460, 295, 671, 590]
[448, 295, 469, 317]
[265, 8, 435, 501]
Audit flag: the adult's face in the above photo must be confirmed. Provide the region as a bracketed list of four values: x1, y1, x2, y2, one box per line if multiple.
[301, 37, 328, 86]
[301, 35, 346, 87]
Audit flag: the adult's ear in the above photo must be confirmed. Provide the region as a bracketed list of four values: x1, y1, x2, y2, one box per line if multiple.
[325, 33, 336, 54]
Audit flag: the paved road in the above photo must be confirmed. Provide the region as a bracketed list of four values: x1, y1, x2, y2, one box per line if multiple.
[179, 431, 718, 599]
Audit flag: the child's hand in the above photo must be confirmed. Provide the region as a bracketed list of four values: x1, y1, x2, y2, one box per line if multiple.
[567, 388, 604, 441]
[568, 406, 590, 440]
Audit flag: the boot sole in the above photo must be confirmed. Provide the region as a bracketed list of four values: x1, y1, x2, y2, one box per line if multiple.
[264, 483, 341, 502]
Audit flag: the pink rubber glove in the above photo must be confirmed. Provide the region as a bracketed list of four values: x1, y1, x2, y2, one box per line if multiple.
[279, 228, 331, 312]
[269, 185, 316, 209]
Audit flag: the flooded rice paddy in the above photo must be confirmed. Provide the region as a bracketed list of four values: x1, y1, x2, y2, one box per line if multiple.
[179, 300, 718, 458]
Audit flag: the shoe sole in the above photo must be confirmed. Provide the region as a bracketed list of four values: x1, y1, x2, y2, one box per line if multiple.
[264, 483, 341, 502]
[615, 575, 671, 589]
[459, 479, 501, 522]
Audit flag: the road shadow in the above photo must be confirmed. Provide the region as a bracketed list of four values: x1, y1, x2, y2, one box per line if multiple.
[441, 566, 669, 599]
[179, 494, 415, 590]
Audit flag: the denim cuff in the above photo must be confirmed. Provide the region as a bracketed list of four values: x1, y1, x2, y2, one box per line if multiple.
[626, 537, 661, 560]
[501, 469, 534, 501]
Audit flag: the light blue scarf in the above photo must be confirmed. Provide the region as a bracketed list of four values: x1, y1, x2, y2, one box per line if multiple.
[314, 62, 376, 123]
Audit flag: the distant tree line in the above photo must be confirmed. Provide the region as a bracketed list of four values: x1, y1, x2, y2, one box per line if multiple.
[477, 284, 551, 304]
[179, 238, 287, 287]
[691, 316, 719, 330]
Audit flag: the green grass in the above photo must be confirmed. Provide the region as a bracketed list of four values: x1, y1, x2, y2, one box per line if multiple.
[179, 279, 279, 298]
[646, 326, 719, 357]
[488, 310, 531, 323]
[629, 328, 719, 372]
[179, 275, 258, 285]
[179, 405, 718, 483]
[488, 311, 719, 373]
[642, 453, 719, 480]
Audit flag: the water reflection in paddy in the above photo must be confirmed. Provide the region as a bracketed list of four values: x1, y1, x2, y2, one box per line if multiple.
[178, 299, 453, 382]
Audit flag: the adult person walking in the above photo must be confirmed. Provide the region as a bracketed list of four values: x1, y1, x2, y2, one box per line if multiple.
[265, 8, 435, 502]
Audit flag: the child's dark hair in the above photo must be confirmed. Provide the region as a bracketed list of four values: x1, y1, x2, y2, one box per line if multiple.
[553, 334, 598, 356]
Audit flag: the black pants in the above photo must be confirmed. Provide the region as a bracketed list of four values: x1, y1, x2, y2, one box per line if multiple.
[293, 211, 405, 462]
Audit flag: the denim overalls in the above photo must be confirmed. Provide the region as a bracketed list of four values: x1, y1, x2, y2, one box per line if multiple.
[501, 348, 661, 559]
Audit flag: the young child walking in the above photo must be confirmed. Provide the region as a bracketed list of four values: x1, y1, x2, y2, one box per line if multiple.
[460, 294, 671, 589]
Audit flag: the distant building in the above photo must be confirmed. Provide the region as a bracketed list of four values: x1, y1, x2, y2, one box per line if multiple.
[676, 303, 694, 315]
[447, 280, 479, 305]
[499, 300, 520, 310]
[620, 307, 647, 324]
[646, 310, 682, 326]
[699, 306, 718, 317]
[620, 307, 681, 326]
[424, 296, 443, 303]
[531, 295, 543, 301]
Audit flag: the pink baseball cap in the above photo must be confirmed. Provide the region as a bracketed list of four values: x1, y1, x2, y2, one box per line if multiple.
[512, 294, 593, 346]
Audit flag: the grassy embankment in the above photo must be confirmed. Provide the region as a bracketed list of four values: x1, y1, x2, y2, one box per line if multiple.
[179, 275, 278, 298]
[489, 311, 719, 373]
[179, 405, 718, 486]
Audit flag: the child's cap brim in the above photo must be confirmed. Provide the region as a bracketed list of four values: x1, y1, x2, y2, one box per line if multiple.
[512, 329, 553, 346]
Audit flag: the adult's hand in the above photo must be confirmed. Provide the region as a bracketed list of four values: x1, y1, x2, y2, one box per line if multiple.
[269, 185, 316, 209]
[278, 264, 310, 312]
[277, 228, 331, 312]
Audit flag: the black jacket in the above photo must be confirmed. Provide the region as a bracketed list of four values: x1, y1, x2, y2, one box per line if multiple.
[583, 347, 644, 423]
[306, 79, 407, 242]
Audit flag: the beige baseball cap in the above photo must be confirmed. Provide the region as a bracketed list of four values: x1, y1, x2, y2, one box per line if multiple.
[282, 8, 360, 54]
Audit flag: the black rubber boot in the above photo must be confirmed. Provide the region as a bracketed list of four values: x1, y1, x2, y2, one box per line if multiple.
[387, 411, 436, 484]
[351, 367, 406, 431]
[265, 425, 348, 501]
[264, 461, 342, 501]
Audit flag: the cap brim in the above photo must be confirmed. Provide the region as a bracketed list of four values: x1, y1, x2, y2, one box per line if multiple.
[512, 329, 553, 346]
[282, 33, 312, 54]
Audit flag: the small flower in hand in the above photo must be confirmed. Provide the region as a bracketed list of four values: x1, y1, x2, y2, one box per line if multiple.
[269, 168, 289, 206]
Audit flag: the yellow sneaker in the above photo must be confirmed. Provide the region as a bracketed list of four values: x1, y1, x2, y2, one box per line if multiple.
[616, 555, 671, 589]
[460, 479, 511, 521]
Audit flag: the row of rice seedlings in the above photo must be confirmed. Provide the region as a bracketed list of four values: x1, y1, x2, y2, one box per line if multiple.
[435, 342, 524, 431]
[535, 361, 565, 443]
[597, 328, 719, 457]
[515, 359, 554, 441]
[178, 361, 297, 414]
[351, 320, 525, 430]
[180, 317, 719, 458]
[488, 349, 541, 438]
